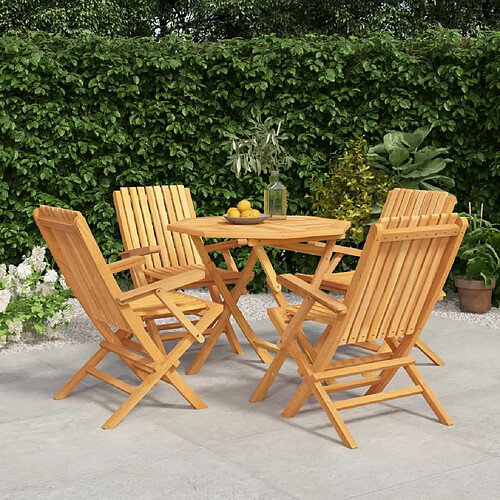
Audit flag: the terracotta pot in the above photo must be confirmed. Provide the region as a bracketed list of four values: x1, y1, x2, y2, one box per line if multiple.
[454, 276, 497, 313]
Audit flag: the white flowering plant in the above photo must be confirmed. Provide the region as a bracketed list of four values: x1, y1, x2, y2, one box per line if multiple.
[0, 247, 76, 343]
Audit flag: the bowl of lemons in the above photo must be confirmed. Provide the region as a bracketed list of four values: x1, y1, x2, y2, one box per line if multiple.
[224, 200, 270, 225]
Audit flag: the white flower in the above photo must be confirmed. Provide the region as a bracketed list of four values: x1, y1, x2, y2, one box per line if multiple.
[0, 264, 7, 280]
[59, 275, 69, 290]
[8, 265, 17, 276]
[4, 275, 17, 294]
[62, 299, 78, 322]
[36, 282, 54, 297]
[16, 261, 32, 280]
[7, 321, 23, 336]
[28, 246, 47, 272]
[16, 284, 33, 297]
[0, 289, 11, 313]
[43, 269, 58, 283]
[47, 311, 63, 329]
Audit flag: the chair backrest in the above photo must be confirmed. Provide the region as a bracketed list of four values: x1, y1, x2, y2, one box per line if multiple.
[33, 206, 131, 331]
[380, 188, 456, 218]
[114, 186, 203, 273]
[338, 213, 467, 346]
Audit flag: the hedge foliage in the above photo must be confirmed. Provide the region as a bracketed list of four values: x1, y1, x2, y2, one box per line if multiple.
[1, 30, 499, 290]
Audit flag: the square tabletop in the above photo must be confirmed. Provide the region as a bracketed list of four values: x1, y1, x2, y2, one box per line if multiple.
[168, 216, 350, 241]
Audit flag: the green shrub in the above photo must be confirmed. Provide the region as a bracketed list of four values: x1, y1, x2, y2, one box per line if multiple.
[311, 138, 393, 244]
[0, 30, 499, 291]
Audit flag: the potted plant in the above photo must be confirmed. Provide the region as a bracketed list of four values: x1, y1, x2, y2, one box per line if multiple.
[454, 211, 500, 313]
[226, 116, 294, 219]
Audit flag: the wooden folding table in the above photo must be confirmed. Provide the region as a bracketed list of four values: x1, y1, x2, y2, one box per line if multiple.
[168, 216, 350, 371]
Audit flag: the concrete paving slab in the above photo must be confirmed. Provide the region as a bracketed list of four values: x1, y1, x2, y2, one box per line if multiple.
[0, 411, 197, 494]
[0, 314, 498, 499]
[207, 415, 492, 499]
[355, 458, 500, 500]
[1, 448, 294, 500]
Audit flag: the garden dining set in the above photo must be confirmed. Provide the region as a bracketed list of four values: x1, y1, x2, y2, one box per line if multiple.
[33, 187, 466, 449]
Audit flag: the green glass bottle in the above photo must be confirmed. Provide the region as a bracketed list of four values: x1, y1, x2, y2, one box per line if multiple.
[264, 170, 287, 219]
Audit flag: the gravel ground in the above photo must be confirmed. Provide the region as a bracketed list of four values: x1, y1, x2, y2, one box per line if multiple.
[1, 289, 498, 356]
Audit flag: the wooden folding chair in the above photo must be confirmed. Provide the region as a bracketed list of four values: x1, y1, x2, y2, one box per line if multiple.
[34, 206, 223, 429]
[296, 188, 457, 365]
[114, 185, 248, 373]
[251, 213, 467, 448]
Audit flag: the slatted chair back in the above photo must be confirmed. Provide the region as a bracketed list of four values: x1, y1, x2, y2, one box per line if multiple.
[338, 213, 467, 346]
[380, 188, 456, 218]
[114, 185, 203, 274]
[33, 206, 131, 332]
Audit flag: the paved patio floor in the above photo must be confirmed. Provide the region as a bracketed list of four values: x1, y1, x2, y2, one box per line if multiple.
[1, 315, 499, 499]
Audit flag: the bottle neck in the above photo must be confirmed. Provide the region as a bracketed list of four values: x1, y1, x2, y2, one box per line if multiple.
[269, 170, 279, 183]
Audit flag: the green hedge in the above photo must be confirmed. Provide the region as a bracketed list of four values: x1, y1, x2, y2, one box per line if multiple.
[1, 30, 499, 290]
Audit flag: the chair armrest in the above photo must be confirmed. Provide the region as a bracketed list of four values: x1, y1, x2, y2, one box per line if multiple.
[108, 255, 146, 274]
[119, 245, 161, 259]
[332, 245, 363, 258]
[277, 274, 347, 315]
[118, 269, 206, 305]
[204, 239, 247, 253]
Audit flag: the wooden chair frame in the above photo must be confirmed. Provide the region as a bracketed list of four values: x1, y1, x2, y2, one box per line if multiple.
[280, 188, 457, 366]
[250, 213, 467, 448]
[113, 185, 249, 373]
[34, 206, 223, 429]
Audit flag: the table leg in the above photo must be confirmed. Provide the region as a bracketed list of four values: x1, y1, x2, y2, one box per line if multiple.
[250, 240, 339, 401]
[251, 244, 319, 362]
[189, 237, 274, 370]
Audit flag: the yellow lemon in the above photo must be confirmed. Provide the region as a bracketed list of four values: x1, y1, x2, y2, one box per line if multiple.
[251, 209, 261, 217]
[227, 208, 240, 217]
[240, 209, 255, 217]
[237, 200, 252, 212]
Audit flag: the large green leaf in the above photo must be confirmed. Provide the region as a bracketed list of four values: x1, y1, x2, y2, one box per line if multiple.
[401, 158, 452, 178]
[383, 132, 404, 153]
[388, 147, 410, 166]
[414, 147, 449, 164]
[368, 143, 387, 155]
[400, 125, 433, 151]
[421, 175, 455, 189]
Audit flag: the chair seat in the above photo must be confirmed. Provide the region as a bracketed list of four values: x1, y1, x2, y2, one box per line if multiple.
[277, 302, 343, 325]
[144, 264, 244, 287]
[127, 290, 216, 317]
[296, 271, 355, 293]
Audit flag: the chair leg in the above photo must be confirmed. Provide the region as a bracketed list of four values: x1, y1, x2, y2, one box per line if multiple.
[163, 368, 207, 409]
[54, 347, 108, 400]
[313, 382, 358, 449]
[185, 329, 223, 375]
[250, 307, 296, 402]
[208, 285, 242, 355]
[281, 380, 311, 417]
[404, 364, 453, 425]
[249, 345, 290, 402]
[146, 319, 166, 354]
[415, 339, 445, 366]
[102, 369, 165, 429]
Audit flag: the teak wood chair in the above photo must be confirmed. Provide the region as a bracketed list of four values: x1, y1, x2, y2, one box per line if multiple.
[114, 185, 248, 373]
[295, 188, 457, 365]
[34, 206, 223, 429]
[251, 213, 467, 448]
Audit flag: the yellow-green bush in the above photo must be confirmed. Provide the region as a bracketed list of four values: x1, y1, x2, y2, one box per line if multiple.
[311, 138, 393, 244]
